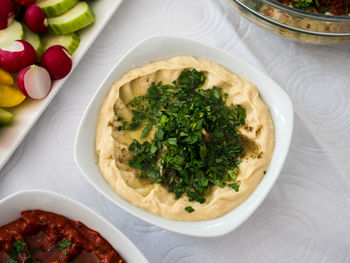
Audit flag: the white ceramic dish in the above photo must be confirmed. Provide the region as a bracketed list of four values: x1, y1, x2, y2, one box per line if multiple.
[0, 0, 124, 171]
[0, 190, 148, 263]
[74, 36, 294, 237]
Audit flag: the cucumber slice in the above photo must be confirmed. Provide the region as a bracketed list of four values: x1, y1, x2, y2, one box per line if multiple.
[23, 25, 43, 56]
[0, 21, 24, 48]
[48, 2, 95, 35]
[42, 32, 80, 55]
[36, 0, 79, 18]
[0, 108, 13, 126]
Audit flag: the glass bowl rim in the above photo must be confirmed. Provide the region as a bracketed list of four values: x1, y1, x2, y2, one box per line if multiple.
[228, 0, 350, 36]
[261, 0, 350, 21]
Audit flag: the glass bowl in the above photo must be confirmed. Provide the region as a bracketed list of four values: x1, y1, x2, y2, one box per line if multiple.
[227, 0, 350, 44]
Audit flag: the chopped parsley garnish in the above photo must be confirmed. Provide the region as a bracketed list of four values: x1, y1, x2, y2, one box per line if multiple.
[293, 0, 313, 10]
[58, 239, 72, 251]
[8, 240, 40, 263]
[8, 240, 26, 256]
[117, 69, 246, 209]
[185, 206, 195, 213]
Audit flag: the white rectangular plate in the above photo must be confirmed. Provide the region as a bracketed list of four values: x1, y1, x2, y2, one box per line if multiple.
[0, 0, 124, 170]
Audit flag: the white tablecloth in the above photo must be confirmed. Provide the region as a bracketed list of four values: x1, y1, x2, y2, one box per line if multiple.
[1, 0, 350, 262]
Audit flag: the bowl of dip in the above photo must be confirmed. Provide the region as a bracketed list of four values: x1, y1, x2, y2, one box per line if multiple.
[0, 190, 148, 263]
[226, 0, 350, 44]
[74, 35, 294, 237]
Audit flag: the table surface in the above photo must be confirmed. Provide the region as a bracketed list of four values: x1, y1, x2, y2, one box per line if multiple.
[1, 0, 350, 262]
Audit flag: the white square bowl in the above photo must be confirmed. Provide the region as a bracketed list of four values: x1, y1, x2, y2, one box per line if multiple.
[74, 36, 294, 237]
[0, 190, 148, 263]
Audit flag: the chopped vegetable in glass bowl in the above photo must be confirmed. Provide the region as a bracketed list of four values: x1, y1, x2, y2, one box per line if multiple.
[278, 0, 350, 16]
[227, 0, 350, 44]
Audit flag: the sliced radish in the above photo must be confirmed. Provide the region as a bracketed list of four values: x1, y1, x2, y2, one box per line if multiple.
[0, 40, 36, 72]
[14, 0, 36, 6]
[0, 0, 16, 30]
[24, 5, 48, 34]
[40, 45, 72, 80]
[17, 64, 51, 99]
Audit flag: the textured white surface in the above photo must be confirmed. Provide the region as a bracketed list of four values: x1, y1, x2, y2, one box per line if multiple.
[1, 0, 350, 262]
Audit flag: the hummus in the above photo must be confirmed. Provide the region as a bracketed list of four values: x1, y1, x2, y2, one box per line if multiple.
[96, 56, 274, 221]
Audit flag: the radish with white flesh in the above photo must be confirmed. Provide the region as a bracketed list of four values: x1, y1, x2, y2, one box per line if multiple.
[23, 25, 43, 55]
[0, 0, 15, 30]
[42, 32, 80, 55]
[36, 0, 79, 18]
[25, 5, 48, 34]
[0, 40, 36, 72]
[48, 2, 95, 35]
[40, 45, 72, 79]
[17, 65, 51, 99]
[0, 20, 23, 48]
[14, 0, 36, 6]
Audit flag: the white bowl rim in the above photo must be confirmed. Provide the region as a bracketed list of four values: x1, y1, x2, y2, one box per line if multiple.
[0, 189, 149, 263]
[74, 35, 294, 238]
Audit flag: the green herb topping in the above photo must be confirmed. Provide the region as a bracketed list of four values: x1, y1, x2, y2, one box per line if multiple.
[185, 206, 195, 213]
[117, 69, 246, 211]
[58, 239, 72, 251]
[8, 240, 26, 257]
[292, 0, 313, 10]
[8, 240, 40, 263]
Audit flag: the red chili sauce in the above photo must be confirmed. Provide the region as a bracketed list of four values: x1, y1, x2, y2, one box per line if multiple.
[0, 210, 124, 263]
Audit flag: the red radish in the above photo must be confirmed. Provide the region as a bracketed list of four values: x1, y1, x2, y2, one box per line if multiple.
[17, 65, 51, 99]
[0, 40, 36, 72]
[24, 5, 48, 34]
[0, 0, 15, 30]
[14, 0, 36, 6]
[40, 45, 72, 80]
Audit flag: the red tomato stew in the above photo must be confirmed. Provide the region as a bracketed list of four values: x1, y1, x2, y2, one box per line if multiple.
[0, 210, 125, 263]
[277, 0, 350, 16]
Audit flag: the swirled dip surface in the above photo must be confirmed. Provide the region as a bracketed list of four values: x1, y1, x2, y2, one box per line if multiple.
[96, 56, 274, 221]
